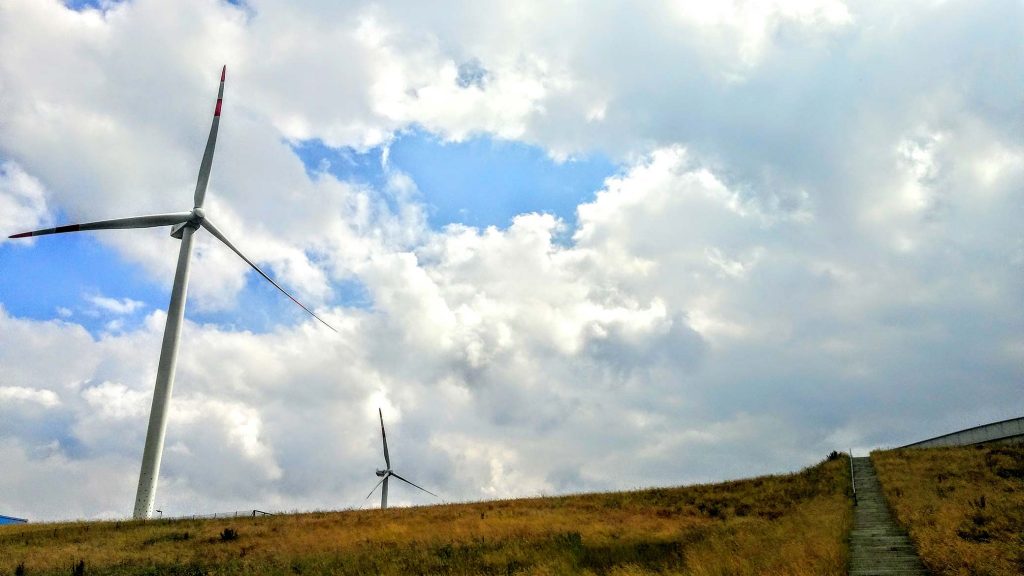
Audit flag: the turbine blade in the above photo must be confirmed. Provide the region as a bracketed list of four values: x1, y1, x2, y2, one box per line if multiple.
[9, 213, 192, 239]
[364, 475, 387, 501]
[200, 219, 337, 332]
[380, 408, 391, 469]
[194, 65, 226, 209]
[390, 472, 439, 498]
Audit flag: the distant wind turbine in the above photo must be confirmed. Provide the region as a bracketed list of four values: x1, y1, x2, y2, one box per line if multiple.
[8, 66, 336, 520]
[365, 408, 439, 509]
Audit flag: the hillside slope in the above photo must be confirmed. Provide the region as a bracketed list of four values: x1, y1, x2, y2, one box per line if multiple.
[873, 444, 1024, 576]
[0, 457, 851, 576]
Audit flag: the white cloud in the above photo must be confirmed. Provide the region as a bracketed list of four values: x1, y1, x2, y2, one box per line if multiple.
[0, 386, 60, 408]
[668, 0, 854, 67]
[87, 295, 145, 315]
[0, 161, 51, 242]
[0, 438, 137, 520]
[81, 381, 148, 420]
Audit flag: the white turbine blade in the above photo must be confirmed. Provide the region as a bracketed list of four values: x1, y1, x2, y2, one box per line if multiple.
[200, 218, 337, 332]
[364, 475, 387, 501]
[193, 65, 225, 209]
[390, 472, 439, 499]
[9, 213, 192, 239]
[379, 408, 391, 469]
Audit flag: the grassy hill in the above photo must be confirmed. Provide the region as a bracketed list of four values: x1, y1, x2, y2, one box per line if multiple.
[873, 444, 1024, 576]
[0, 456, 851, 576]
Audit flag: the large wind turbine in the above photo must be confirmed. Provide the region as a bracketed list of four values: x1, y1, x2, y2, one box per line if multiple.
[365, 408, 439, 509]
[8, 66, 335, 519]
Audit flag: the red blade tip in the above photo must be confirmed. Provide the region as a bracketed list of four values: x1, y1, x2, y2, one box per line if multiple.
[9, 231, 32, 238]
[221, 65, 226, 81]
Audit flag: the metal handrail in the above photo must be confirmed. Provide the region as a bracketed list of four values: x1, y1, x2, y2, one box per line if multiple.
[849, 449, 857, 506]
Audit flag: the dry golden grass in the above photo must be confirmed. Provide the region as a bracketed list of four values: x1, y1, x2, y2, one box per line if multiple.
[872, 444, 1024, 576]
[0, 457, 851, 575]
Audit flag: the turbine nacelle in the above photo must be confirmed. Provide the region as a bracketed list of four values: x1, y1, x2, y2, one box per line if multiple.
[376, 469, 389, 477]
[170, 207, 206, 239]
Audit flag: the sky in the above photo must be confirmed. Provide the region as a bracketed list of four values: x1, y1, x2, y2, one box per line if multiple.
[0, 0, 1021, 521]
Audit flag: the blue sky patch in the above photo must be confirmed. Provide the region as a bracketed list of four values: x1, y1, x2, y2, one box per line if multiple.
[0, 231, 362, 336]
[0, 232, 163, 334]
[64, 0, 117, 11]
[291, 139, 389, 191]
[188, 272, 367, 334]
[291, 130, 617, 230]
[65, 0, 246, 12]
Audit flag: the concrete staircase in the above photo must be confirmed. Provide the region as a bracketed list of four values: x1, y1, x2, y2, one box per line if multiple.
[849, 457, 929, 576]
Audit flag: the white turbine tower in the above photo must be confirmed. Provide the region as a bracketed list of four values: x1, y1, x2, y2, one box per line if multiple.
[365, 408, 439, 509]
[8, 66, 336, 519]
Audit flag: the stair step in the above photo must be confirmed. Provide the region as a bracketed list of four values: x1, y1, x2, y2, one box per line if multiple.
[848, 457, 928, 576]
